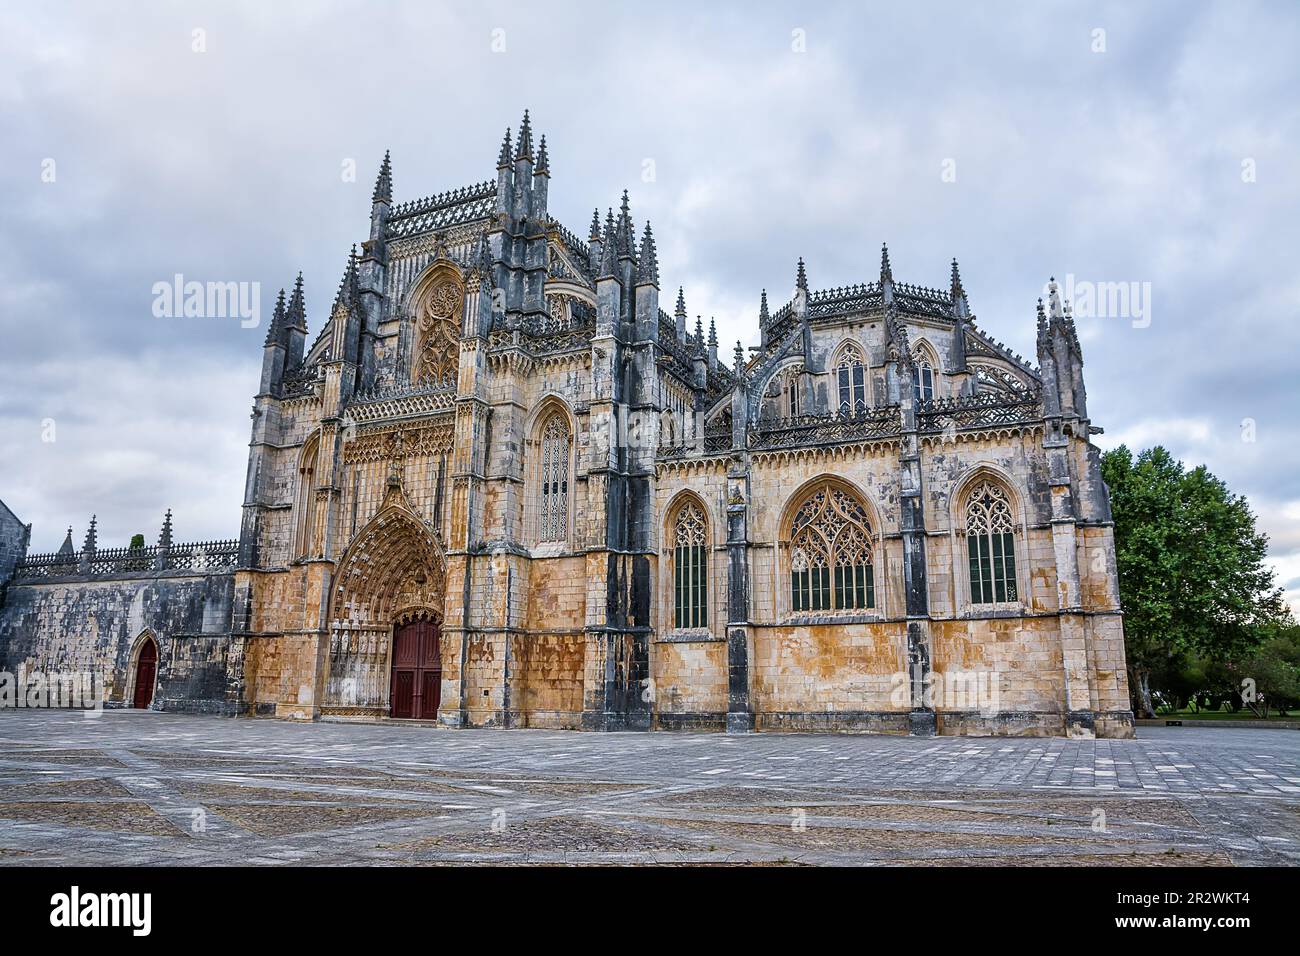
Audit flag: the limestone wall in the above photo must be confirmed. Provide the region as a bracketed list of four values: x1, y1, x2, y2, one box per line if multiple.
[0, 571, 236, 712]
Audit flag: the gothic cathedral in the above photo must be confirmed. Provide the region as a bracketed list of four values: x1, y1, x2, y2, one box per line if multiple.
[0, 112, 1134, 737]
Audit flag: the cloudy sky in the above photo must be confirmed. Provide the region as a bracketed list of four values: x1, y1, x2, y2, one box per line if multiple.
[1, 1, 1297, 610]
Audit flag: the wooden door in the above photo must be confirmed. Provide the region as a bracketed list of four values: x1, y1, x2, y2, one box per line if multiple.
[133, 638, 157, 709]
[390, 618, 441, 719]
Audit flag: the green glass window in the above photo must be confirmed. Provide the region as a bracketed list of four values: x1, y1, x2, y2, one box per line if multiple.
[673, 502, 708, 628]
[965, 480, 1018, 605]
[789, 484, 875, 613]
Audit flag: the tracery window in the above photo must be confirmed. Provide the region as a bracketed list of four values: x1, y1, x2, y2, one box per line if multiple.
[539, 414, 571, 543]
[835, 344, 867, 415]
[414, 279, 462, 387]
[912, 346, 936, 403]
[784, 369, 801, 417]
[545, 295, 568, 334]
[672, 501, 708, 629]
[965, 480, 1018, 604]
[913, 361, 934, 402]
[789, 484, 875, 612]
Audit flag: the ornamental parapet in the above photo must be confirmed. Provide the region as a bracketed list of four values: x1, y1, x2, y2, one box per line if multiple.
[13, 539, 239, 582]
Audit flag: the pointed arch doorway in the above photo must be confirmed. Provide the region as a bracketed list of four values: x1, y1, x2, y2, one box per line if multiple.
[132, 635, 158, 709]
[390, 612, 441, 720]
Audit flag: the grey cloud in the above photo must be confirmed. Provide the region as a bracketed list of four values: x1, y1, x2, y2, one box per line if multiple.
[1, 0, 1296, 608]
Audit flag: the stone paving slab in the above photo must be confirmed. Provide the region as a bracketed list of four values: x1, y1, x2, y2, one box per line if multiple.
[0, 710, 1297, 866]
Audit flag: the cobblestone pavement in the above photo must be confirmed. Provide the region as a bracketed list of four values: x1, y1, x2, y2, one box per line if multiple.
[1, 710, 1297, 866]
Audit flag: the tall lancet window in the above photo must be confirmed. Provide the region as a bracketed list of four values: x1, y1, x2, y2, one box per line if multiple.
[539, 414, 571, 543]
[673, 501, 708, 629]
[913, 361, 935, 402]
[790, 484, 875, 612]
[966, 480, 1018, 604]
[784, 369, 801, 417]
[912, 344, 938, 402]
[835, 344, 867, 415]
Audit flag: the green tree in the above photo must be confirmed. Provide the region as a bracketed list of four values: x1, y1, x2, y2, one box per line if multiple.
[129, 533, 145, 550]
[1101, 445, 1283, 717]
[1225, 618, 1300, 716]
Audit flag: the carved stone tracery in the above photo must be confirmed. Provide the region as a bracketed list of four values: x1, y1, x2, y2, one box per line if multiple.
[414, 279, 462, 387]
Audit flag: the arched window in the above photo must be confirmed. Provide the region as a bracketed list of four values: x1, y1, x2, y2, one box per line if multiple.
[912, 345, 937, 403]
[913, 361, 934, 402]
[672, 500, 708, 628]
[835, 344, 867, 415]
[413, 277, 463, 387]
[965, 480, 1018, 604]
[789, 484, 875, 612]
[784, 369, 801, 417]
[293, 434, 320, 559]
[538, 413, 571, 543]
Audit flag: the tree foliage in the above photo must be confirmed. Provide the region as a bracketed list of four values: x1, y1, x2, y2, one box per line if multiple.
[1101, 445, 1285, 717]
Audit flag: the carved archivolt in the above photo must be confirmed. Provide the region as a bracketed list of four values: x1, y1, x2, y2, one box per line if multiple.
[330, 501, 446, 627]
[414, 279, 462, 387]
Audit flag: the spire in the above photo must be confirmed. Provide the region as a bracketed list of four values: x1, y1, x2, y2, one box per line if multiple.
[597, 215, 618, 279]
[707, 317, 717, 348]
[333, 246, 361, 312]
[616, 190, 633, 256]
[694, 316, 705, 353]
[1036, 297, 1049, 337]
[637, 222, 659, 285]
[57, 527, 75, 559]
[263, 288, 287, 346]
[514, 110, 533, 161]
[82, 515, 97, 554]
[535, 135, 549, 175]
[880, 243, 893, 283]
[674, 287, 687, 321]
[795, 257, 808, 293]
[589, 208, 601, 241]
[497, 127, 513, 168]
[734, 340, 746, 375]
[759, 289, 770, 325]
[1047, 276, 1064, 319]
[950, 258, 964, 299]
[158, 509, 173, 549]
[371, 150, 392, 203]
[286, 272, 307, 331]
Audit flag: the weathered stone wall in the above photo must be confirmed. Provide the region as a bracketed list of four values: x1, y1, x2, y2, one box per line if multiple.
[0, 571, 237, 712]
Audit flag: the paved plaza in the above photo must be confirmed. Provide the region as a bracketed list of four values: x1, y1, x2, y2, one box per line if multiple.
[1, 710, 1297, 866]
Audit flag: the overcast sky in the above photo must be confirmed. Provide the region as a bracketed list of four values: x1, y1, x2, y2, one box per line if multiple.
[1, 1, 1297, 611]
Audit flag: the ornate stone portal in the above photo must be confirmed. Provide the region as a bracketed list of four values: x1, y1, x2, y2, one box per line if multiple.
[321, 476, 447, 718]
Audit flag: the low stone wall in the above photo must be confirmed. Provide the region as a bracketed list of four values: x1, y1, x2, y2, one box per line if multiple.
[0, 570, 237, 712]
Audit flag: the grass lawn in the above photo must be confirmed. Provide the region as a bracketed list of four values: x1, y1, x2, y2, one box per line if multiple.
[1155, 708, 1300, 721]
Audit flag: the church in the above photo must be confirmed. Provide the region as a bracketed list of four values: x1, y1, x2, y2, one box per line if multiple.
[0, 112, 1134, 737]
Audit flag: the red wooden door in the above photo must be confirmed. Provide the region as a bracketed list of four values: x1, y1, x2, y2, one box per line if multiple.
[390, 618, 441, 719]
[133, 639, 157, 709]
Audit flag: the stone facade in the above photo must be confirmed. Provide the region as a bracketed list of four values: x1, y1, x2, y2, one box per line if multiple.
[0, 113, 1133, 737]
[0, 499, 29, 589]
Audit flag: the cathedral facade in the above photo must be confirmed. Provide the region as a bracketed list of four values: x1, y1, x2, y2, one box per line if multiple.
[0, 113, 1134, 737]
